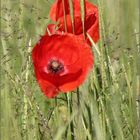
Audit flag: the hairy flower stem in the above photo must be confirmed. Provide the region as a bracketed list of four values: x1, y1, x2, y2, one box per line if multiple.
[69, 0, 75, 34]
[62, 0, 68, 32]
[70, 96, 75, 140]
[81, 0, 86, 39]
[77, 88, 80, 108]
[67, 94, 75, 140]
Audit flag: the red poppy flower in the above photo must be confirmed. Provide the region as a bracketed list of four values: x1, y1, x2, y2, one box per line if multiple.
[50, 0, 99, 44]
[32, 33, 93, 98]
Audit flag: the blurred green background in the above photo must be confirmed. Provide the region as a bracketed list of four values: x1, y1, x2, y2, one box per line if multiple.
[1, 0, 139, 140]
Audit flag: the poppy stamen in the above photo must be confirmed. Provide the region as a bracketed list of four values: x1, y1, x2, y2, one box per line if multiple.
[48, 60, 64, 74]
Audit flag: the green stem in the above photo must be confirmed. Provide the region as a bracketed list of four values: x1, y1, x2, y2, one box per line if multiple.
[80, 0, 86, 39]
[62, 0, 68, 32]
[70, 95, 75, 140]
[77, 88, 80, 107]
[69, 0, 75, 34]
[67, 94, 75, 140]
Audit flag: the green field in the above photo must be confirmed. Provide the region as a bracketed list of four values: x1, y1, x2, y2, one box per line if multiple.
[1, 0, 139, 140]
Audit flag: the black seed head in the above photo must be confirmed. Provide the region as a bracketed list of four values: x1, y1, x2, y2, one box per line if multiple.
[48, 60, 64, 74]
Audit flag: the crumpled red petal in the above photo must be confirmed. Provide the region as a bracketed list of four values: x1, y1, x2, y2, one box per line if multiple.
[49, 0, 99, 44]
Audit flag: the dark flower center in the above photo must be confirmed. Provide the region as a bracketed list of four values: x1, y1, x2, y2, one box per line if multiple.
[48, 60, 64, 74]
